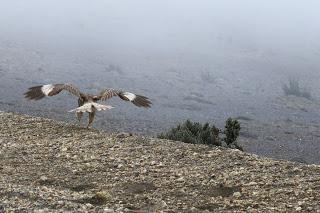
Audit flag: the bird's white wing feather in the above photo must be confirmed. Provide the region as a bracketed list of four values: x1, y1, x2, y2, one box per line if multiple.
[122, 92, 136, 101]
[41, 84, 55, 96]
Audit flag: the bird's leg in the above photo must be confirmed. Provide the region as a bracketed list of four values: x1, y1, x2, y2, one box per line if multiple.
[76, 112, 83, 123]
[77, 98, 85, 127]
[86, 111, 96, 129]
[73, 112, 82, 127]
[77, 112, 83, 123]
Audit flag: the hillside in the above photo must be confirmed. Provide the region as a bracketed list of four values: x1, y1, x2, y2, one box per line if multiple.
[0, 112, 319, 212]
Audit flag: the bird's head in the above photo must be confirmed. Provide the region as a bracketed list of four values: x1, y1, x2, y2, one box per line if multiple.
[92, 95, 100, 102]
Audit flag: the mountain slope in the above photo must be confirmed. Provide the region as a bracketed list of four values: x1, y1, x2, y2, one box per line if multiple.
[0, 112, 319, 212]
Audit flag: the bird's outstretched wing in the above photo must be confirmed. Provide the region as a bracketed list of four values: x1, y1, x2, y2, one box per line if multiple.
[24, 83, 82, 100]
[98, 88, 152, 108]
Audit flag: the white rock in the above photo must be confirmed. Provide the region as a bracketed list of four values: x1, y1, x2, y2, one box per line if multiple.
[177, 177, 184, 182]
[161, 200, 168, 207]
[248, 181, 257, 186]
[103, 208, 114, 213]
[233, 192, 241, 197]
[297, 201, 304, 206]
[40, 176, 48, 182]
[86, 203, 93, 208]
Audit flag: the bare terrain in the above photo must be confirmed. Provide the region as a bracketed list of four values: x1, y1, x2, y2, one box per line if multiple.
[0, 112, 319, 212]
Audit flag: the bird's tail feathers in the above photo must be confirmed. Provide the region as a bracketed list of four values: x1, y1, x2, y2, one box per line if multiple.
[69, 102, 114, 113]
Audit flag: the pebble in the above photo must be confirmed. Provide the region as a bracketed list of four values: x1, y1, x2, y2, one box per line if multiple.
[116, 133, 131, 138]
[161, 200, 168, 208]
[248, 181, 258, 186]
[190, 207, 198, 212]
[103, 208, 114, 213]
[39, 176, 48, 182]
[86, 203, 93, 208]
[1, 112, 320, 212]
[233, 192, 241, 197]
[177, 177, 184, 182]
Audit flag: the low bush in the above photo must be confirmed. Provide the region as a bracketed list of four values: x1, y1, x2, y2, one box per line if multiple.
[282, 79, 311, 100]
[224, 118, 242, 151]
[158, 118, 242, 150]
[158, 120, 220, 146]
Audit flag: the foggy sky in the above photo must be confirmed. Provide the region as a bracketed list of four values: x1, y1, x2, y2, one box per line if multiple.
[1, 0, 319, 54]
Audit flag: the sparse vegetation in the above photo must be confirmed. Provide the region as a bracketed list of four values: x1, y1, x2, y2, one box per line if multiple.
[234, 116, 253, 121]
[224, 118, 242, 151]
[158, 118, 242, 150]
[158, 120, 221, 146]
[200, 71, 216, 84]
[105, 64, 123, 74]
[282, 78, 311, 100]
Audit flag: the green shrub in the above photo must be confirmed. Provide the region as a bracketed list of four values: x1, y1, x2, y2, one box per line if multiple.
[158, 120, 220, 146]
[224, 118, 242, 151]
[158, 118, 242, 150]
[282, 79, 311, 100]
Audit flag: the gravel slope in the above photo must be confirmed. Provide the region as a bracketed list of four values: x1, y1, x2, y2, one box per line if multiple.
[0, 112, 319, 212]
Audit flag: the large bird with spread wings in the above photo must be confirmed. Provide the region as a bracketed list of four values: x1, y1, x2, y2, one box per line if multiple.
[24, 83, 152, 128]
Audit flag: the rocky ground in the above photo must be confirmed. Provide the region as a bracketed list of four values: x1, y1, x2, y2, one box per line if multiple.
[0, 112, 320, 212]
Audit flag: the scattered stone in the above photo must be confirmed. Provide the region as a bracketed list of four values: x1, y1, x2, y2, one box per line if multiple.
[233, 192, 241, 197]
[177, 177, 185, 182]
[86, 203, 93, 208]
[248, 181, 258, 186]
[116, 132, 132, 138]
[0, 112, 319, 212]
[103, 208, 114, 213]
[39, 176, 48, 182]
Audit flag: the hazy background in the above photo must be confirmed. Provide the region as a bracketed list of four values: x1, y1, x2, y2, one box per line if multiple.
[0, 0, 320, 163]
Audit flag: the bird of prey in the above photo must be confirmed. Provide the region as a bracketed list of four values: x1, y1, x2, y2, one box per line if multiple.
[24, 83, 152, 128]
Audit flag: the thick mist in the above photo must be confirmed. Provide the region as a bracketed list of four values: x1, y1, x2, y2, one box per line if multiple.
[0, 0, 320, 163]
